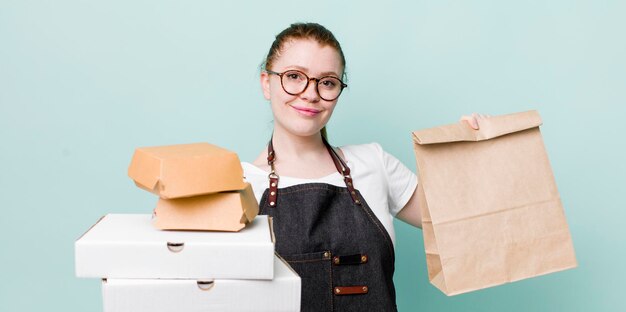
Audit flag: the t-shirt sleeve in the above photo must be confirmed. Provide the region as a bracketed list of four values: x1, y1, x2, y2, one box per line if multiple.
[372, 143, 418, 216]
[241, 162, 268, 205]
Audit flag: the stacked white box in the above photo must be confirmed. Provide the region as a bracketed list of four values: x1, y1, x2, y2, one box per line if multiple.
[102, 255, 300, 312]
[75, 214, 300, 312]
[76, 214, 275, 279]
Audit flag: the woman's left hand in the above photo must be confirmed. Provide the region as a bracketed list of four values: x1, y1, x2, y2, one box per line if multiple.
[459, 113, 491, 130]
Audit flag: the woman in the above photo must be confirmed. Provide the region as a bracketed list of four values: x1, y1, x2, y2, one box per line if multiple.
[242, 22, 485, 312]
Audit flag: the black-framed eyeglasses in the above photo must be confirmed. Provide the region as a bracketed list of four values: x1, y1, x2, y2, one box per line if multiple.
[266, 69, 347, 101]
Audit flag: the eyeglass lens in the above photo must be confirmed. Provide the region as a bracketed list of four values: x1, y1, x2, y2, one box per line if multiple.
[281, 70, 343, 101]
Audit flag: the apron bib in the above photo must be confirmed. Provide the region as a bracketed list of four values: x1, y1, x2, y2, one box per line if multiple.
[258, 137, 397, 312]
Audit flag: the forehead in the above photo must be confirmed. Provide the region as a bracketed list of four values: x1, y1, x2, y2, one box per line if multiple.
[273, 39, 343, 76]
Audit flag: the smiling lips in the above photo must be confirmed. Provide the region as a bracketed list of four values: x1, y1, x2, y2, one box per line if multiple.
[291, 105, 321, 117]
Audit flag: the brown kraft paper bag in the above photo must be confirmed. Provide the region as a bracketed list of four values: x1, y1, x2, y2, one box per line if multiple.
[411, 110, 577, 296]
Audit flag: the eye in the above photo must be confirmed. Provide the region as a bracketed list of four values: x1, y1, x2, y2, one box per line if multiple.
[285, 71, 305, 82]
[319, 78, 339, 89]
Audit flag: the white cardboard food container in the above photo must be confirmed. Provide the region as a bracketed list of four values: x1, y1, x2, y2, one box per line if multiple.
[75, 214, 275, 279]
[101, 254, 301, 312]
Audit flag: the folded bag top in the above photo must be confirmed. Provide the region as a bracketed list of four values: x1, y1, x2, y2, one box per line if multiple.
[413, 110, 543, 145]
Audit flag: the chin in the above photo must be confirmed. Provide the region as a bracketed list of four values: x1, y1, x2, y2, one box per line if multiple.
[282, 123, 325, 138]
[292, 128, 324, 137]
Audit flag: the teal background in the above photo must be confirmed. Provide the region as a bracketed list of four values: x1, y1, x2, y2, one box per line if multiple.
[1, 0, 624, 311]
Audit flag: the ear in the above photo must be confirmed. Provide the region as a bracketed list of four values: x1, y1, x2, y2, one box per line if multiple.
[260, 71, 271, 100]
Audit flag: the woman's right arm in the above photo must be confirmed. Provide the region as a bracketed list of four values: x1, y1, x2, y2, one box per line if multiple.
[395, 184, 422, 229]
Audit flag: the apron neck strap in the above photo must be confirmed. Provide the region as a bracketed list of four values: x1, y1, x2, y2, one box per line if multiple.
[265, 134, 361, 207]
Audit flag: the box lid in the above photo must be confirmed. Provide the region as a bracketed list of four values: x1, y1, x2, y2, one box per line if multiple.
[153, 183, 259, 231]
[75, 214, 275, 279]
[128, 142, 247, 199]
[102, 254, 300, 312]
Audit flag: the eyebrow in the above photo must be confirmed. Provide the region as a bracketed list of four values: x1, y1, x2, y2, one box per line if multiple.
[286, 65, 341, 78]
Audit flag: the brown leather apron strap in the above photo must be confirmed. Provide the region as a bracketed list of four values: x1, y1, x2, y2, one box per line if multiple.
[266, 138, 279, 207]
[334, 285, 369, 295]
[266, 134, 361, 207]
[322, 136, 361, 205]
[332, 253, 368, 265]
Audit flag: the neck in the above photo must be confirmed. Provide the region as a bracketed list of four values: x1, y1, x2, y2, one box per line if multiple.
[250, 126, 343, 178]
[270, 129, 326, 162]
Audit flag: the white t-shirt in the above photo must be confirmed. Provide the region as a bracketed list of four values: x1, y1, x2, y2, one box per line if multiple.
[241, 142, 418, 245]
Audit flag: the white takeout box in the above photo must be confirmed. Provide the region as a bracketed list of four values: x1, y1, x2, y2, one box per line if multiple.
[75, 214, 275, 279]
[102, 255, 301, 312]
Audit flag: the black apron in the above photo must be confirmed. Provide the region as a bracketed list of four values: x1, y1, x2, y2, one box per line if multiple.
[258, 137, 397, 311]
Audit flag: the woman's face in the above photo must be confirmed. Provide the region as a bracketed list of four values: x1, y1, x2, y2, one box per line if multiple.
[261, 39, 344, 138]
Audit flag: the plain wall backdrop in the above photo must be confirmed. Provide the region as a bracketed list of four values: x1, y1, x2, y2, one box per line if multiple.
[1, 0, 625, 311]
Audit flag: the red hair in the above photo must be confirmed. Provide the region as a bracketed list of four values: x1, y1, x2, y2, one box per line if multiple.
[264, 22, 346, 79]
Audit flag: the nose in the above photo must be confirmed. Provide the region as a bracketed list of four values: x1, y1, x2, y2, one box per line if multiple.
[299, 78, 321, 102]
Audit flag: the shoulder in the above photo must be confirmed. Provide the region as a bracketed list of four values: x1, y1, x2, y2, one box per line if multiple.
[241, 161, 268, 179]
[340, 142, 386, 165]
[241, 162, 269, 204]
[341, 141, 416, 187]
